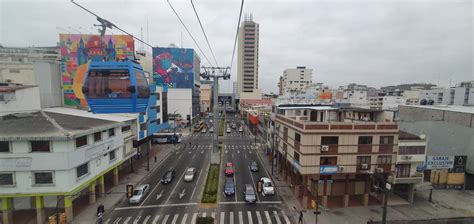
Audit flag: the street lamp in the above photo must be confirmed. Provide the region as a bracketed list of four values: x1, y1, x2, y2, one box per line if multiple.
[172, 110, 178, 145]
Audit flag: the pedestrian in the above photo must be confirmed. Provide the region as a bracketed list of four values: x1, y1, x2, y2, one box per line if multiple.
[298, 210, 303, 224]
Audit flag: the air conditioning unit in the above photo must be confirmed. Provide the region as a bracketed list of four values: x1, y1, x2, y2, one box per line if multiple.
[320, 145, 329, 152]
[376, 168, 384, 173]
[401, 155, 412, 161]
[338, 166, 345, 172]
[361, 164, 368, 169]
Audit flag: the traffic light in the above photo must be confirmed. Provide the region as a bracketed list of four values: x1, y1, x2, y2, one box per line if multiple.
[127, 184, 134, 198]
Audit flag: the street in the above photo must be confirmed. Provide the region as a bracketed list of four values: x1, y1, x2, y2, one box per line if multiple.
[102, 114, 295, 224]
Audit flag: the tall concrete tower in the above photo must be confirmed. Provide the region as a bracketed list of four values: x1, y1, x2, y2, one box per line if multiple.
[237, 13, 261, 99]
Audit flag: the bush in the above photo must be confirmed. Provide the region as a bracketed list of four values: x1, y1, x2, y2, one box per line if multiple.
[196, 217, 214, 224]
[201, 164, 220, 203]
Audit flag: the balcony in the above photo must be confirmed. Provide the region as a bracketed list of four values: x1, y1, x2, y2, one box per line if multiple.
[379, 144, 394, 153]
[388, 172, 423, 184]
[357, 145, 372, 153]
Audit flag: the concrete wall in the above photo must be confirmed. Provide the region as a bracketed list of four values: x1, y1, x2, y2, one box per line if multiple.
[0, 86, 41, 114]
[33, 62, 63, 108]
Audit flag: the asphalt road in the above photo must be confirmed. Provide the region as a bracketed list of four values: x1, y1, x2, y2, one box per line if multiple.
[104, 113, 295, 224]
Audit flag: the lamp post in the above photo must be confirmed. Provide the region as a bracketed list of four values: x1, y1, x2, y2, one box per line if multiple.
[172, 110, 178, 144]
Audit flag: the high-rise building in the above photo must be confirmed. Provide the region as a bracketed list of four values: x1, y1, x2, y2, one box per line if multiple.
[237, 14, 260, 99]
[280, 66, 313, 94]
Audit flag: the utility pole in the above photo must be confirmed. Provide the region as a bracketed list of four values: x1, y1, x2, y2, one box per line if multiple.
[200, 67, 230, 161]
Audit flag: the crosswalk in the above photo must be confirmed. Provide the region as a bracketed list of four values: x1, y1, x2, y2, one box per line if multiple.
[192, 133, 247, 137]
[105, 210, 292, 224]
[225, 144, 256, 151]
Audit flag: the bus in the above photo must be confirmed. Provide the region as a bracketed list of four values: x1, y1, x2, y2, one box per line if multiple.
[193, 120, 205, 132]
[152, 132, 183, 144]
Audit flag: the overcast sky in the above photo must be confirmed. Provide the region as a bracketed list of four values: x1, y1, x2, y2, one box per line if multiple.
[1, 0, 472, 93]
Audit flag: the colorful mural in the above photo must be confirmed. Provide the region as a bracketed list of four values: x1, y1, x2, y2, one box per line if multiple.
[152, 48, 195, 90]
[59, 34, 135, 106]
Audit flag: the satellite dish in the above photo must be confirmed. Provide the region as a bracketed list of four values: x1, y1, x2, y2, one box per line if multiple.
[419, 134, 426, 139]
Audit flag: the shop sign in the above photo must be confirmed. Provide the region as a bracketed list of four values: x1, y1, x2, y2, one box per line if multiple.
[451, 156, 467, 173]
[426, 156, 454, 170]
[320, 166, 338, 174]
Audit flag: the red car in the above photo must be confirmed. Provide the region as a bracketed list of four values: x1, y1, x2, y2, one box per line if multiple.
[225, 162, 234, 175]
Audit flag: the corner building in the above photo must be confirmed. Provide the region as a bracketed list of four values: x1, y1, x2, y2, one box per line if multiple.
[273, 105, 398, 208]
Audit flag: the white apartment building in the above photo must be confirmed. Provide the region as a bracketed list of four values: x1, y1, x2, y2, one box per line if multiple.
[0, 110, 134, 223]
[419, 81, 474, 106]
[237, 14, 260, 98]
[337, 84, 369, 108]
[280, 66, 313, 94]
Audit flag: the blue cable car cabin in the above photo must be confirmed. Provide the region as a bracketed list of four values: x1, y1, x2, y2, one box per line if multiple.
[82, 60, 150, 114]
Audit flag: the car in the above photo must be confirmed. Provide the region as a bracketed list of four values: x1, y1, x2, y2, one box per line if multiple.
[209, 119, 213, 123]
[244, 184, 257, 203]
[209, 113, 213, 117]
[224, 178, 235, 196]
[225, 162, 234, 175]
[260, 177, 275, 195]
[227, 128, 231, 133]
[231, 123, 236, 129]
[161, 170, 176, 184]
[129, 184, 150, 204]
[201, 128, 207, 133]
[184, 168, 196, 182]
[239, 127, 243, 132]
[209, 127, 214, 133]
[250, 161, 259, 172]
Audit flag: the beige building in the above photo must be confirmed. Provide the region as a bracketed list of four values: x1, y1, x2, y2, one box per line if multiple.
[237, 14, 260, 98]
[280, 66, 313, 94]
[273, 105, 399, 208]
[200, 84, 212, 112]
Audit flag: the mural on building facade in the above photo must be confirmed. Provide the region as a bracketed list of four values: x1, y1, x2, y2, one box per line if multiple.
[59, 34, 135, 106]
[152, 48, 194, 90]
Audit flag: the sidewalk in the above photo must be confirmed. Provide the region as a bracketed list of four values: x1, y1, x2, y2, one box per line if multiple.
[72, 144, 177, 224]
[255, 146, 474, 224]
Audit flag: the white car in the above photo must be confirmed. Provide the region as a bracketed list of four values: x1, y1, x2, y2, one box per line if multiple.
[260, 177, 275, 195]
[184, 168, 196, 182]
[239, 127, 243, 132]
[129, 184, 150, 204]
[227, 128, 231, 133]
[209, 127, 214, 133]
[201, 128, 207, 133]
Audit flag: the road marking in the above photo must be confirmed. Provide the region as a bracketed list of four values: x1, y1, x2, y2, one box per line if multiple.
[238, 211, 243, 224]
[133, 216, 141, 224]
[273, 211, 282, 224]
[143, 215, 151, 224]
[113, 217, 122, 224]
[256, 211, 263, 224]
[161, 214, 169, 224]
[202, 212, 207, 217]
[281, 211, 291, 224]
[179, 188, 186, 199]
[104, 218, 111, 224]
[164, 168, 187, 204]
[220, 212, 225, 224]
[152, 215, 160, 224]
[248, 166, 260, 202]
[191, 213, 198, 224]
[232, 154, 234, 158]
[230, 211, 234, 224]
[123, 217, 131, 224]
[115, 202, 198, 210]
[156, 190, 164, 200]
[247, 211, 253, 224]
[171, 214, 179, 224]
[264, 211, 272, 224]
[245, 154, 247, 159]
[181, 214, 188, 224]
[191, 168, 203, 200]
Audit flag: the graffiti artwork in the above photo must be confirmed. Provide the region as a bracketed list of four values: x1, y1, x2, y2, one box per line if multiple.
[152, 48, 195, 90]
[59, 34, 135, 106]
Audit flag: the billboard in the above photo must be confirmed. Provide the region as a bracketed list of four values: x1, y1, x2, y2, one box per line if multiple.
[426, 156, 454, 170]
[152, 47, 195, 90]
[59, 34, 135, 106]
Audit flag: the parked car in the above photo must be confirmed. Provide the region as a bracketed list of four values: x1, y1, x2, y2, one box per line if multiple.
[209, 127, 214, 133]
[225, 162, 234, 175]
[231, 123, 236, 129]
[161, 170, 176, 184]
[239, 127, 243, 132]
[244, 184, 257, 203]
[250, 161, 259, 172]
[260, 177, 275, 195]
[129, 184, 150, 204]
[184, 168, 196, 182]
[227, 128, 231, 133]
[201, 128, 207, 133]
[224, 178, 235, 196]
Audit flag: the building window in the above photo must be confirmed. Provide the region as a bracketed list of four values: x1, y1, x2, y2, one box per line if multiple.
[94, 132, 102, 142]
[140, 123, 147, 130]
[156, 106, 161, 114]
[156, 92, 161, 100]
[295, 133, 301, 143]
[109, 150, 116, 161]
[121, 125, 131, 132]
[31, 141, 51, 152]
[75, 136, 88, 148]
[379, 136, 394, 144]
[358, 136, 373, 145]
[294, 152, 300, 162]
[320, 157, 337, 165]
[108, 128, 115, 137]
[0, 173, 14, 186]
[34, 172, 53, 185]
[357, 156, 371, 165]
[0, 141, 10, 153]
[76, 163, 89, 179]
[321, 136, 339, 145]
[377, 156, 392, 164]
[399, 146, 425, 155]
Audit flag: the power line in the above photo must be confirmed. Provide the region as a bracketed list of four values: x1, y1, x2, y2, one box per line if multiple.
[190, 0, 219, 67]
[166, 0, 214, 67]
[229, 0, 245, 73]
[70, 0, 154, 48]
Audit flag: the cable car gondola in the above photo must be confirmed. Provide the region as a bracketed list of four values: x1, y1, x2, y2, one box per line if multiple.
[82, 60, 150, 114]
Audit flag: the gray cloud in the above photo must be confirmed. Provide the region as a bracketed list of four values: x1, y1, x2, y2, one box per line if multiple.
[1, 0, 472, 93]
